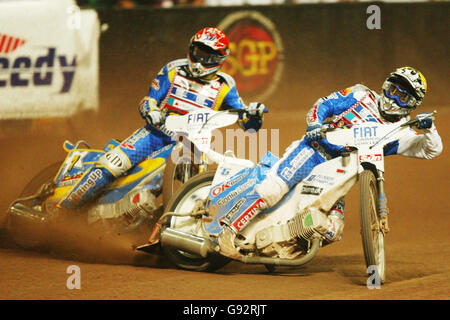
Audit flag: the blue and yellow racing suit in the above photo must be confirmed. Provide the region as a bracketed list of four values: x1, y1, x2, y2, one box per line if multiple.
[59, 59, 262, 209]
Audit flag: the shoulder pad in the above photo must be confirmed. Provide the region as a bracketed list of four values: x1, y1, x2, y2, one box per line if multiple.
[217, 72, 236, 88]
[338, 84, 372, 97]
[166, 58, 189, 71]
[352, 83, 371, 92]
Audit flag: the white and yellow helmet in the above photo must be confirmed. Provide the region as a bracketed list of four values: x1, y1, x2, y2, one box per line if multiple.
[380, 67, 427, 121]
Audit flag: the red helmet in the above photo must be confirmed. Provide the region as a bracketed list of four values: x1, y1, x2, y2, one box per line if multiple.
[188, 27, 230, 78]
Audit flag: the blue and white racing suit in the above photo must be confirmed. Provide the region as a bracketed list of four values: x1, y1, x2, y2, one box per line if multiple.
[228, 84, 443, 241]
[59, 59, 262, 209]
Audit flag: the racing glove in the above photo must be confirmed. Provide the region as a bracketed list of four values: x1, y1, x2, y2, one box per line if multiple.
[139, 97, 161, 126]
[241, 102, 266, 132]
[246, 102, 266, 117]
[415, 113, 434, 130]
[306, 124, 324, 141]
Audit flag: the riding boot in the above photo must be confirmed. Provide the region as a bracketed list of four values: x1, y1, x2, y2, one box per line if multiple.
[217, 192, 268, 259]
[58, 166, 115, 210]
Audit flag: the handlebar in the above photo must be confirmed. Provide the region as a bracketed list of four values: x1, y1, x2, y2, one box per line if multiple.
[401, 110, 437, 128]
[227, 107, 269, 115]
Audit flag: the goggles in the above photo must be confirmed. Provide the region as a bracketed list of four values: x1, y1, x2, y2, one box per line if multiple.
[189, 43, 225, 68]
[383, 83, 417, 108]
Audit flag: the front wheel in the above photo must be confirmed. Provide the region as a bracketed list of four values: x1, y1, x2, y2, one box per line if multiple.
[359, 169, 386, 284]
[162, 171, 230, 271]
[162, 144, 201, 210]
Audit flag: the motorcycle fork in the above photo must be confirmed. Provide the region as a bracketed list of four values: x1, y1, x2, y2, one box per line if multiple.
[198, 153, 208, 173]
[377, 171, 390, 234]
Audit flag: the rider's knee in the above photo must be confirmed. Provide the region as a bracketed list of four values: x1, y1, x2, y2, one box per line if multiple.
[255, 172, 289, 207]
[98, 147, 132, 177]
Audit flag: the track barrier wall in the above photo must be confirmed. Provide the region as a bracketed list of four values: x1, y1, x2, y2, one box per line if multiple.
[0, 2, 448, 136]
[98, 2, 449, 115]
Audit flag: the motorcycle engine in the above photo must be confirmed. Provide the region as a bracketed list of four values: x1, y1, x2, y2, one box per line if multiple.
[87, 187, 157, 227]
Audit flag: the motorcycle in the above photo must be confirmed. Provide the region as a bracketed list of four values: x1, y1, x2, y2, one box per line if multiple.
[3, 108, 250, 248]
[138, 109, 436, 283]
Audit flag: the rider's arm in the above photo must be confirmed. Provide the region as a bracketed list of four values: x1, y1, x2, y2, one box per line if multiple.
[384, 124, 443, 159]
[306, 85, 364, 126]
[215, 73, 263, 131]
[139, 62, 176, 121]
[146, 64, 173, 104]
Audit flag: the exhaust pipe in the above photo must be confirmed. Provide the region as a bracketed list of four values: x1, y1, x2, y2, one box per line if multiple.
[160, 227, 319, 267]
[160, 228, 217, 258]
[9, 203, 47, 223]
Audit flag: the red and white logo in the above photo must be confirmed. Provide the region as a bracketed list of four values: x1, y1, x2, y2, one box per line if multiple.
[212, 182, 231, 197]
[218, 11, 284, 102]
[0, 34, 26, 54]
[359, 154, 382, 162]
[121, 143, 136, 150]
[231, 198, 265, 232]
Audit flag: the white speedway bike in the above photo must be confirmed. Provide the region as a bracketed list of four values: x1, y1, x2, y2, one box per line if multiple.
[138, 109, 435, 283]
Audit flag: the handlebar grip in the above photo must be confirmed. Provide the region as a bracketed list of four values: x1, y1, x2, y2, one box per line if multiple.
[227, 108, 246, 114]
[227, 108, 269, 114]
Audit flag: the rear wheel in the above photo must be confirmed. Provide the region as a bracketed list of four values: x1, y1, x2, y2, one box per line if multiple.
[6, 161, 62, 249]
[162, 171, 230, 271]
[360, 169, 386, 284]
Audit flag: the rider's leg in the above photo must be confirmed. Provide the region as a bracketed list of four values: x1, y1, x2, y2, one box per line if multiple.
[59, 126, 173, 210]
[225, 140, 326, 230]
[218, 140, 327, 257]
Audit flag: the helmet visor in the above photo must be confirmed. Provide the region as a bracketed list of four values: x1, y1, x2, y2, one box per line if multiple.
[189, 43, 226, 68]
[383, 83, 417, 108]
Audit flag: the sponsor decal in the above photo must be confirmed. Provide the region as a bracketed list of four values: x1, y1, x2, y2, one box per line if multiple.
[306, 174, 335, 186]
[216, 179, 255, 207]
[151, 79, 160, 90]
[121, 143, 136, 150]
[218, 11, 284, 101]
[126, 128, 150, 146]
[231, 198, 265, 232]
[280, 148, 315, 181]
[301, 185, 323, 195]
[224, 198, 246, 221]
[339, 87, 352, 97]
[359, 154, 383, 162]
[187, 112, 210, 124]
[69, 168, 103, 202]
[0, 34, 26, 54]
[211, 174, 245, 197]
[60, 173, 83, 187]
[353, 125, 380, 146]
[0, 46, 77, 93]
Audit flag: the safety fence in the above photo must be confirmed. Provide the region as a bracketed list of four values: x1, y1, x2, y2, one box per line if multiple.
[98, 2, 449, 114]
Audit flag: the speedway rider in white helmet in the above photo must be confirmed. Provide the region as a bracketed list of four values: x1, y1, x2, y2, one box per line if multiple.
[218, 67, 443, 257]
[58, 27, 266, 210]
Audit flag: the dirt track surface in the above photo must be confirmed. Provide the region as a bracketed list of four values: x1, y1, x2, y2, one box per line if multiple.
[0, 108, 449, 301]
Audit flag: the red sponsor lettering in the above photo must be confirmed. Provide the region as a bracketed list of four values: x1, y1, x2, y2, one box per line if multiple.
[231, 198, 265, 232]
[211, 182, 230, 196]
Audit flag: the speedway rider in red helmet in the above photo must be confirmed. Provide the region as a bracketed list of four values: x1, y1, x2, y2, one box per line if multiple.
[59, 27, 266, 210]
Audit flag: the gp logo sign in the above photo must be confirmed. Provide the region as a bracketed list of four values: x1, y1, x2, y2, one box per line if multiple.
[218, 11, 284, 102]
